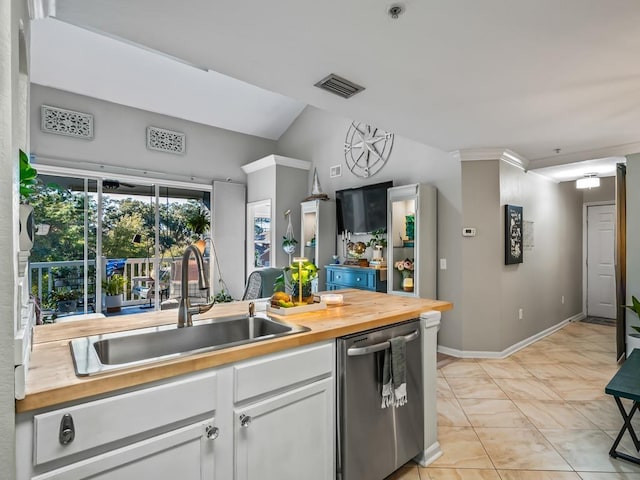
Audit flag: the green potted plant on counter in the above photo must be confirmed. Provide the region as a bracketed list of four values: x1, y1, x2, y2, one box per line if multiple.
[274, 260, 318, 305]
[103, 274, 127, 313]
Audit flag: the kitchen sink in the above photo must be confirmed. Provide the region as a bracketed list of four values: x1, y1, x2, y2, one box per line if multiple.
[70, 314, 309, 376]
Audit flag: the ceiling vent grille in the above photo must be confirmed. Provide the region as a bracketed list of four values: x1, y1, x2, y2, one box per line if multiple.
[314, 74, 365, 99]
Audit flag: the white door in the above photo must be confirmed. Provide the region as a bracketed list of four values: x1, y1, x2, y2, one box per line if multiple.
[587, 204, 616, 319]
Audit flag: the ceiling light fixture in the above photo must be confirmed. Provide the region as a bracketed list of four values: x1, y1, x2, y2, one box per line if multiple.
[576, 174, 600, 189]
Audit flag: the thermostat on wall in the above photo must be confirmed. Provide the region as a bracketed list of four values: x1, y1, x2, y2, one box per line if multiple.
[462, 227, 476, 237]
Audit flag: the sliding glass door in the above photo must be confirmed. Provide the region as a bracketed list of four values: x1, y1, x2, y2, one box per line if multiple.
[29, 170, 211, 320]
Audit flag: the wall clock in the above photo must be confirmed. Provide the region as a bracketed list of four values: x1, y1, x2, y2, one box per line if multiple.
[344, 122, 394, 178]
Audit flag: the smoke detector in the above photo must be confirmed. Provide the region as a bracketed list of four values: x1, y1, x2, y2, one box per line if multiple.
[387, 4, 405, 19]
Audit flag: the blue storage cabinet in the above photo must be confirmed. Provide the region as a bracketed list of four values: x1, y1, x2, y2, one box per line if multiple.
[325, 265, 387, 293]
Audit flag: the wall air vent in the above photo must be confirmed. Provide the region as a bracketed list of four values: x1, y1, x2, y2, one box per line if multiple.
[314, 74, 365, 99]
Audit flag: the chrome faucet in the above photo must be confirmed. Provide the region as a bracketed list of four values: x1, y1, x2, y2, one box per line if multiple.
[178, 244, 215, 327]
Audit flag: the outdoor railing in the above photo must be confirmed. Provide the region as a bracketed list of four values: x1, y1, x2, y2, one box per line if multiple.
[29, 257, 174, 311]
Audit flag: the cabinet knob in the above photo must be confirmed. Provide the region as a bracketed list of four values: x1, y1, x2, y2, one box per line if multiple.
[356, 277, 361, 281]
[58, 413, 75, 445]
[240, 414, 252, 428]
[205, 425, 220, 440]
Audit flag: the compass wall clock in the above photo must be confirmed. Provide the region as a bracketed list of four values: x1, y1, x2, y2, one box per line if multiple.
[344, 122, 394, 178]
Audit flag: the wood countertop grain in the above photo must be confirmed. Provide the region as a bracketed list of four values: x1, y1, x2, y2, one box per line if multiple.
[16, 289, 452, 413]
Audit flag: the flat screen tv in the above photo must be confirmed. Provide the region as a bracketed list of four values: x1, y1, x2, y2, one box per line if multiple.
[335, 181, 393, 234]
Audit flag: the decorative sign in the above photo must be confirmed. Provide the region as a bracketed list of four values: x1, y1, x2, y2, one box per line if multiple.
[146, 126, 186, 154]
[523, 220, 534, 251]
[505, 204, 523, 264]
[41, 105, 94, 139]
[344, 122, 394, 178]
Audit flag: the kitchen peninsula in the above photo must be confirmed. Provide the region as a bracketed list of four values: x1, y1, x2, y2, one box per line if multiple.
[16, 289, 452, 480]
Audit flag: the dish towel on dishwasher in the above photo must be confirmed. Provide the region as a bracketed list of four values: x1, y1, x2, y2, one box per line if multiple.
[381, 336, 407, 408]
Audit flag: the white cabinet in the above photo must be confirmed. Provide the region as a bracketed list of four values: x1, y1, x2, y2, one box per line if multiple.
[29, 420, 215, 480]
[16, 370, 218, 480]
[301, 200, 336, 292]
[234, 378, 334, 480]
[387, 184, 437, 299]
[242, 155, 312, 273]
[17, 342, 335, 480]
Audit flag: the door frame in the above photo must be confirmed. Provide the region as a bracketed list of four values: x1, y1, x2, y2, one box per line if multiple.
[582, 201, 616, 318]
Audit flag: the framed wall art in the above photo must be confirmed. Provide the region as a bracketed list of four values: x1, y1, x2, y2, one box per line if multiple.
[505, 204, 523, 265]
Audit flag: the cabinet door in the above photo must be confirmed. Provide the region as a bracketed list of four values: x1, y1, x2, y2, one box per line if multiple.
[234, 378, 334, 480]
[32, 419, 216, 480]
[388, 185, 419, 296]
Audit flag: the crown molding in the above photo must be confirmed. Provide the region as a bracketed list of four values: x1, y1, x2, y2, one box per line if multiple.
[241, 154, 311, 174]
[451, 148, 529, 170]
[28, 0, 55, 20]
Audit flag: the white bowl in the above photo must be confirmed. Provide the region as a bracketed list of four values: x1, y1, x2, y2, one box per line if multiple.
[321, 294, 344, 305]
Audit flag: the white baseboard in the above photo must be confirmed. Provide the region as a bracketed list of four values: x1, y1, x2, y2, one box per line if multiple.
[413, 441, 442, 467]
[437, 312, 586, 359]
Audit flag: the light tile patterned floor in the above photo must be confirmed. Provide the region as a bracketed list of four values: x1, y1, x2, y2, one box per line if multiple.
[386, 321, 640, 480]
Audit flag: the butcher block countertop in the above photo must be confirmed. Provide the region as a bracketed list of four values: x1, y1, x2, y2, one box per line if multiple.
[16, 289, 452, 413]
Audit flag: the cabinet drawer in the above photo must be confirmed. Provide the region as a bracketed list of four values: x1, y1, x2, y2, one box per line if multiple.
[327, 269, 374, 290]
[33, 371, 217, 465]
[233, 342, 334, 403]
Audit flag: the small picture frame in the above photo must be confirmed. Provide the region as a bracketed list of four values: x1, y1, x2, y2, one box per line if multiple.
[505, 204, 523, 265]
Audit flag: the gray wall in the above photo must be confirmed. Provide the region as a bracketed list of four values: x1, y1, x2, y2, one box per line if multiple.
[460, 161, 502, 351]
[627, 154, 640, 308]
[276, 106, 464, 350]
[583, 176, 615, 203]
[459, 160, 583, 352]
[30, 85, 276, 182]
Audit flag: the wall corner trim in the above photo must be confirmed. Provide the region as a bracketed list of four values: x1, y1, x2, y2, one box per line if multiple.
[241, 154, 311, 174]
[452, 148, 529, 171]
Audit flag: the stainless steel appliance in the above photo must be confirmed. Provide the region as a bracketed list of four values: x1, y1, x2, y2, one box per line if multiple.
[337, 319, 424, 480]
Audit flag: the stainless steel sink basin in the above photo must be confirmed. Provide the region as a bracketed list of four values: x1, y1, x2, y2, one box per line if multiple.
[70, 314, 309, 376]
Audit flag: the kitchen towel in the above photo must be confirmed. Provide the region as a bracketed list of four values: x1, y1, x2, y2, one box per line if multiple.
[381, 336, 407, 408]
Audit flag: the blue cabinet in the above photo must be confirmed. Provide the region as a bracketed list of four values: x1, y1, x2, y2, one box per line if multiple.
[325, 265, 387, 293]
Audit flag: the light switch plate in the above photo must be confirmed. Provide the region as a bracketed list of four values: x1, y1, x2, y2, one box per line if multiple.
[439, 258, 447, 270]
[462, 227, 476, 237]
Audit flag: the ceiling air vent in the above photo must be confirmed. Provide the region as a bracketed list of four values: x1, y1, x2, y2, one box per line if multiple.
[314, 74, 365, 99]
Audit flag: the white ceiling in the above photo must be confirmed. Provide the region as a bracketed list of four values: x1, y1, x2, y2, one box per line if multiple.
[30, 19, 306, 140]
[531, 156, 623, 182]
[33, 0, 640, 177]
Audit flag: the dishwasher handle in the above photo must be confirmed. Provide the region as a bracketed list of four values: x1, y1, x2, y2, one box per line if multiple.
[347, 330, 419, 356]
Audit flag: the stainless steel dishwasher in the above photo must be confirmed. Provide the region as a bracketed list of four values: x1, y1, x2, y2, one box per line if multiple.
[337, 319, 424, 480]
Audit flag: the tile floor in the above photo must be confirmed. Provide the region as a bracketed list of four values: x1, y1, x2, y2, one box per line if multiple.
[388, 321, 640, 480]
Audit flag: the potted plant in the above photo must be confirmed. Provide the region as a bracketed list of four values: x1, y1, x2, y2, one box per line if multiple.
[52, 288, 79, 313]
[186, 207, 210, 253]
[282, 236, 298, 254]
[19, 149, 37, 251]
[274, 260, 318, 305]
[367, 228, 388, 263]
[395, 258, 415, 292]
[626, 296, 640, 355]
[103, 274, 127, 313]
